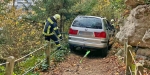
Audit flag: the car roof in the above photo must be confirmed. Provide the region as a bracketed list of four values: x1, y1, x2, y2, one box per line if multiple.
[76, 15, 102, 19]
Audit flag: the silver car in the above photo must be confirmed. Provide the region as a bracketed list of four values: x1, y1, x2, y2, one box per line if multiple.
[68, 15, 115, 56]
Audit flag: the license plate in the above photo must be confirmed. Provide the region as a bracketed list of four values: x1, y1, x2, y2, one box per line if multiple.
[79, 31, 91, 36]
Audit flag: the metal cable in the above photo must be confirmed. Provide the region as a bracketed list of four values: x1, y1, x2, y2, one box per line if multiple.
[0, 43, 47, 66]
[22, 59, 46, 75]
[22, 50, 60, 75]
[128, 66, 133, 75]
[138, 71, 142, 75]
[15, 43, 48, 62]
[21, 41, 64, 74]
[129, 50, 136, 64]
[0, 62, 9, 66]
[0, 36, 66, 74]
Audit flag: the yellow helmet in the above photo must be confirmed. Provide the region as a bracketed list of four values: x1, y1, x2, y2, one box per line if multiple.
[111, 19, 114, 22]
[53, 14, 60, 21]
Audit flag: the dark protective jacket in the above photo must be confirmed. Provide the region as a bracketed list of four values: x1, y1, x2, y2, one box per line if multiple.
[43, 17, 61, 38]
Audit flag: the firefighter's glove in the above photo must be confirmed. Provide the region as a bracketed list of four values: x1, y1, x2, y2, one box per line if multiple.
[58, 34, 62, 40]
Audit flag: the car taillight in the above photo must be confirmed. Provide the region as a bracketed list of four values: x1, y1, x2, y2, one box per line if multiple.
[94, 31, 106, 38]
[69, 28, 78, 35]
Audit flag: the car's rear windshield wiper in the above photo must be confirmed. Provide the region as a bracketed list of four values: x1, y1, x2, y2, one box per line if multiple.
[85, 26, 91, 28]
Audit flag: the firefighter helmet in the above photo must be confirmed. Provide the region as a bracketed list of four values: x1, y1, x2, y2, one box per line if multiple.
[111, 19, 114, 22]
[53, 14, 60, 21]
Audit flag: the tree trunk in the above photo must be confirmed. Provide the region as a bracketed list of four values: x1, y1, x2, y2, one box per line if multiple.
[60, 13, 63, 32]
[13, 0, 15, 7]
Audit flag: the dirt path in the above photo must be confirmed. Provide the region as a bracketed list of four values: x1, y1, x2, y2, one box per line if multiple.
[40, 50, 126, 75]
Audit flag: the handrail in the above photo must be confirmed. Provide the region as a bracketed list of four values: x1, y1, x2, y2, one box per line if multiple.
[124, 38, 147, 75]
[0, 43, 47, 67]
[129, 49, 136, 64]
[22, 59, 46, 75]
[0, 43, 49, 75]
[0, 62, 9, 66]
[0, 43, 48, 66]
[22, 49, 61, 74]
[138, 71, 142, 75]
[128, 66, 133, 75]
[0, 32, 68, 75]
[14, 43, 48, 62]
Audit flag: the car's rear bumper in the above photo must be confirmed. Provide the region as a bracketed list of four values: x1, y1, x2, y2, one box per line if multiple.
[68, 40, 107, 49]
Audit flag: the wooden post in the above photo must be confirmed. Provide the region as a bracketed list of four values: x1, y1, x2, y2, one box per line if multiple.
[13, 0, 15, 7]
[124, 38, 128, 63]
[5, 56, 15, 75]
[45, 41, 51, 66]
[126, 45, 133, 75]
[135, 64, 144, 75]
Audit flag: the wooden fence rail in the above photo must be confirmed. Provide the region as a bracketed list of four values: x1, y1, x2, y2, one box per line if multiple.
[0, 32, 67, 75]
[0, 42, 49, 75]
[1, 37, 148, 75]
[124, 38, 147, 75]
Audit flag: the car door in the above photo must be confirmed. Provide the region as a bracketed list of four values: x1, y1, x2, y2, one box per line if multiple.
[106, 20, 115, 36]
[103, 19, 111, 39]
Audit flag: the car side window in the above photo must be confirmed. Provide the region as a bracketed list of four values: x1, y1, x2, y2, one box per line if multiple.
[103, 19, 108, 30]
[106, 20, 114, 30]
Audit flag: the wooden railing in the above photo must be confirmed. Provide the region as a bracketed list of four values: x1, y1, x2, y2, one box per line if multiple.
[2, 36, 149, 75]
[124, 38, 148, 75]
[0, 33, 67, 75]
[0, 42, 52, 75]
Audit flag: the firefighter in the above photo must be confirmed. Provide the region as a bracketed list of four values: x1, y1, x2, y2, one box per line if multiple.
[111, 19, 120, 34]
[43, 14, 62, 50]
[110, 19, 115, 26]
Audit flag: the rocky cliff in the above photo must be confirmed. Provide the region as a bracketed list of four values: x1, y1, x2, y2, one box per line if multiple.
[116, 4, 150, 48]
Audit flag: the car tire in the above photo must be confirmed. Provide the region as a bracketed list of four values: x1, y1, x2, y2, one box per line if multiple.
[69, 44, 76, 51]
[101, 43, 108, 57]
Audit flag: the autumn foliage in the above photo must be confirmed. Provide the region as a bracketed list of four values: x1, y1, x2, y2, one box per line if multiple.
[0, 8, 44, 59]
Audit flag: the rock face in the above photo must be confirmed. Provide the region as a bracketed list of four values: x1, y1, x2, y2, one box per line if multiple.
[125, 0, 145, 8]
[116, 5, 150, 48]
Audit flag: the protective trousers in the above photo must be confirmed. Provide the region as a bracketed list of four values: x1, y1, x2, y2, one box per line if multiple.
[44, 34, 61, 50]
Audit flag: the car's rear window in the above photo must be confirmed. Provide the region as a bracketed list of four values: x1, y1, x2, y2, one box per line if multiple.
[72, 17, 102, 29]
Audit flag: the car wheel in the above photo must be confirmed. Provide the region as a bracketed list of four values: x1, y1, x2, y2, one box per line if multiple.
[101, 44, 108, 57]
[69, 44, 76, 51]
